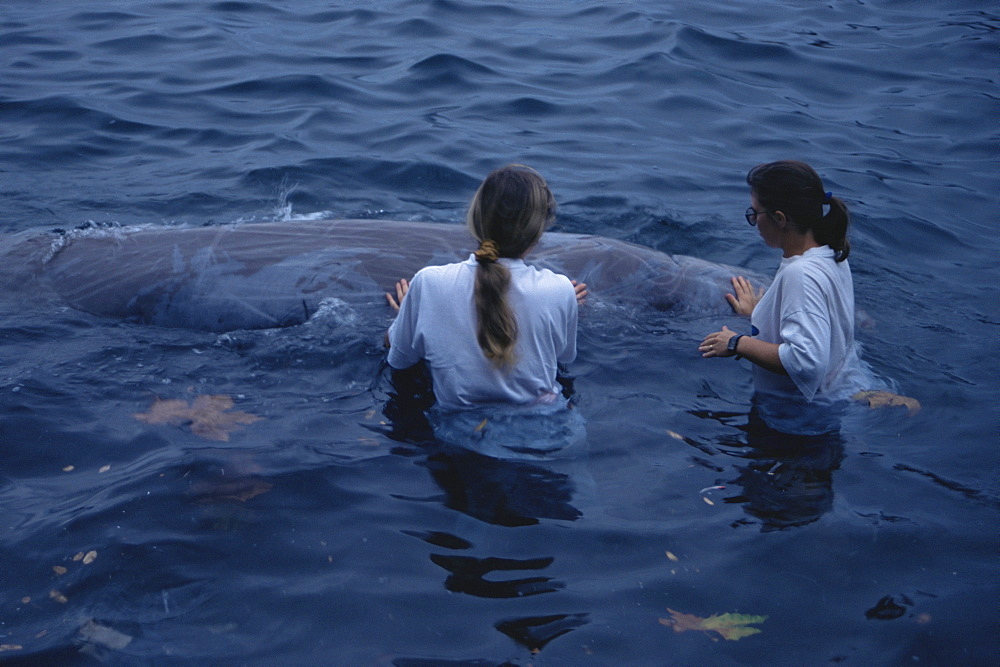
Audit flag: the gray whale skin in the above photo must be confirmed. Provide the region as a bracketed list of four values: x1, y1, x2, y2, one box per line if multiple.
[0, 219, 764, 332]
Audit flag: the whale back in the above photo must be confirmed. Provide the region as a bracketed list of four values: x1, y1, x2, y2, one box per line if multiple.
[20, 219, 764, 331]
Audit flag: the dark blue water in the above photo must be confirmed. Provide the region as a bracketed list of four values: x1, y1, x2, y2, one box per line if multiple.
[1, 2, 997, 665]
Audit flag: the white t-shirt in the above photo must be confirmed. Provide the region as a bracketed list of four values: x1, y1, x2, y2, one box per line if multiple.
[387, 255, 578, 410]
[750, 246, 866, 402]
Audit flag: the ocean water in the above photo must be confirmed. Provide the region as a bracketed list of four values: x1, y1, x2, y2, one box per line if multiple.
[1, 1, 998, 665]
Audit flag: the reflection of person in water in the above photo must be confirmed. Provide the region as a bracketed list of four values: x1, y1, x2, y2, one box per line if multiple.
[723, 410, 845, 531]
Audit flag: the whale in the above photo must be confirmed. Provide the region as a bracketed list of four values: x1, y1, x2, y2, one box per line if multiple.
[0, 219, 767, 332]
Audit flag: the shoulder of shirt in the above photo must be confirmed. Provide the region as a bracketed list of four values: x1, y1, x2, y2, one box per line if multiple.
[780, 247, 837, 275]
[414, 261, 468, 278]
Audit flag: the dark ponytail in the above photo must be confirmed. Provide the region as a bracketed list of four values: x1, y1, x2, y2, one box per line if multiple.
[747, 160, 851, 261]
[467, 165, 554, 368]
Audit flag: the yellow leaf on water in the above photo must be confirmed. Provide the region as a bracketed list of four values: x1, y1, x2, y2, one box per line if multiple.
[82, 550, 97, 564]
[53, 566, 67, 575]
[134, 394, 263, 441]
[666, 430, 685, 440]
[702, 496, 715, 506]
[474, 418, 488, 432]
[852, 390, 921, 415]
[73, 552, 84, 561]
[0, 645, 24, 653]
[659, 608, 767, 641]
[665, 551, 679, 562]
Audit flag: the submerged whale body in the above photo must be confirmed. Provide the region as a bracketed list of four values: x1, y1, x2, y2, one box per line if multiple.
[0, 219, 766, 332]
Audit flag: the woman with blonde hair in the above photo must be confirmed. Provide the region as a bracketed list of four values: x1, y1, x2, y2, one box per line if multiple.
[386, 165, 586, 412]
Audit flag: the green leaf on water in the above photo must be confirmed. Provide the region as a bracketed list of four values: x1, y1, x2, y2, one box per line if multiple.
[659, 608, 767, 641]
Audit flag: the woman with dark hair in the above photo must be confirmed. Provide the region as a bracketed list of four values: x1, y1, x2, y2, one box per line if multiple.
[385, 165, 586, 410]
[699, 160, 867, 421]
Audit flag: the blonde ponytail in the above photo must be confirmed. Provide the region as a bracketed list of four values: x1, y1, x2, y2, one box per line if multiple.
[467, 165, 555, 369]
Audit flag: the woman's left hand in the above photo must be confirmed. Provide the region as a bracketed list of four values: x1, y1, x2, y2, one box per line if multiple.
[385, 278, 409, 312]
[726, 276, 764, 317]
[572, 280, 588, 306]
[699, 325, 738, 358]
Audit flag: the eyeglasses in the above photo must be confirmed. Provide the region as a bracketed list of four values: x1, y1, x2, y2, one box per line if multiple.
[745, 206, 765, 226]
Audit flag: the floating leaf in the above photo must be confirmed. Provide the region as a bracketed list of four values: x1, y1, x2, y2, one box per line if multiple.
[72, 552, 84, 562]
[0, 645, 23, 653]
[99, 464, 111, 473]
[78, 619, 133, 650]
[474, 418, 488, 432]
[53, 566, 67, 575]
[659, 608, 767, 641]
[63, 465, 74, 472]
[134, 395, 263, 441]
[82, 550, 97, 564]
[665, 551, 679, 562]
[852, 390, 921, 415]
[49, 590, 68, 604]
[666, 430, 685, 440]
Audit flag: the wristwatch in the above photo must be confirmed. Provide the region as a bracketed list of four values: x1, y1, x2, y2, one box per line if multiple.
[727, 334, 744, 357]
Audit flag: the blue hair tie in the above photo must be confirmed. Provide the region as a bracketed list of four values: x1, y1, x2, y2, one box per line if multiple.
[823, 191, 833, 203]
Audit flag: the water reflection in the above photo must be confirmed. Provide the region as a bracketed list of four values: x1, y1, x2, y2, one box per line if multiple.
[383, 362, 585, 526]
[422, 448, 581, 527]
[384, 363, 589, 653]
[694, 405, 846, 532]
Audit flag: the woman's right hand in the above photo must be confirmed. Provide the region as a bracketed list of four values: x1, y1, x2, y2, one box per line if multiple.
[726, 276, 763, 317]
[385, 278, 409, 312]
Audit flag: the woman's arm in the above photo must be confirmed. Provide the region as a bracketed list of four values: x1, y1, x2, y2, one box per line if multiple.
[699, 326, 787, 375]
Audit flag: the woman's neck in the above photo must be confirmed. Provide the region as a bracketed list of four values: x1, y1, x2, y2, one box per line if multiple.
[781, 229, 821, 258]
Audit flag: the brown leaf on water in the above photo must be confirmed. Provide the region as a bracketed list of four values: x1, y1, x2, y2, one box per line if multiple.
[659, 608, 767, 641]
[82, 550, 97, 565]
[73, 552, 84, 562]
[474, 418, 488, 432]
[852, 390, 921, 415]
[53, 566, 67, 575]
[134, 395, 263, 441]
[49, 590, 68, 604]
